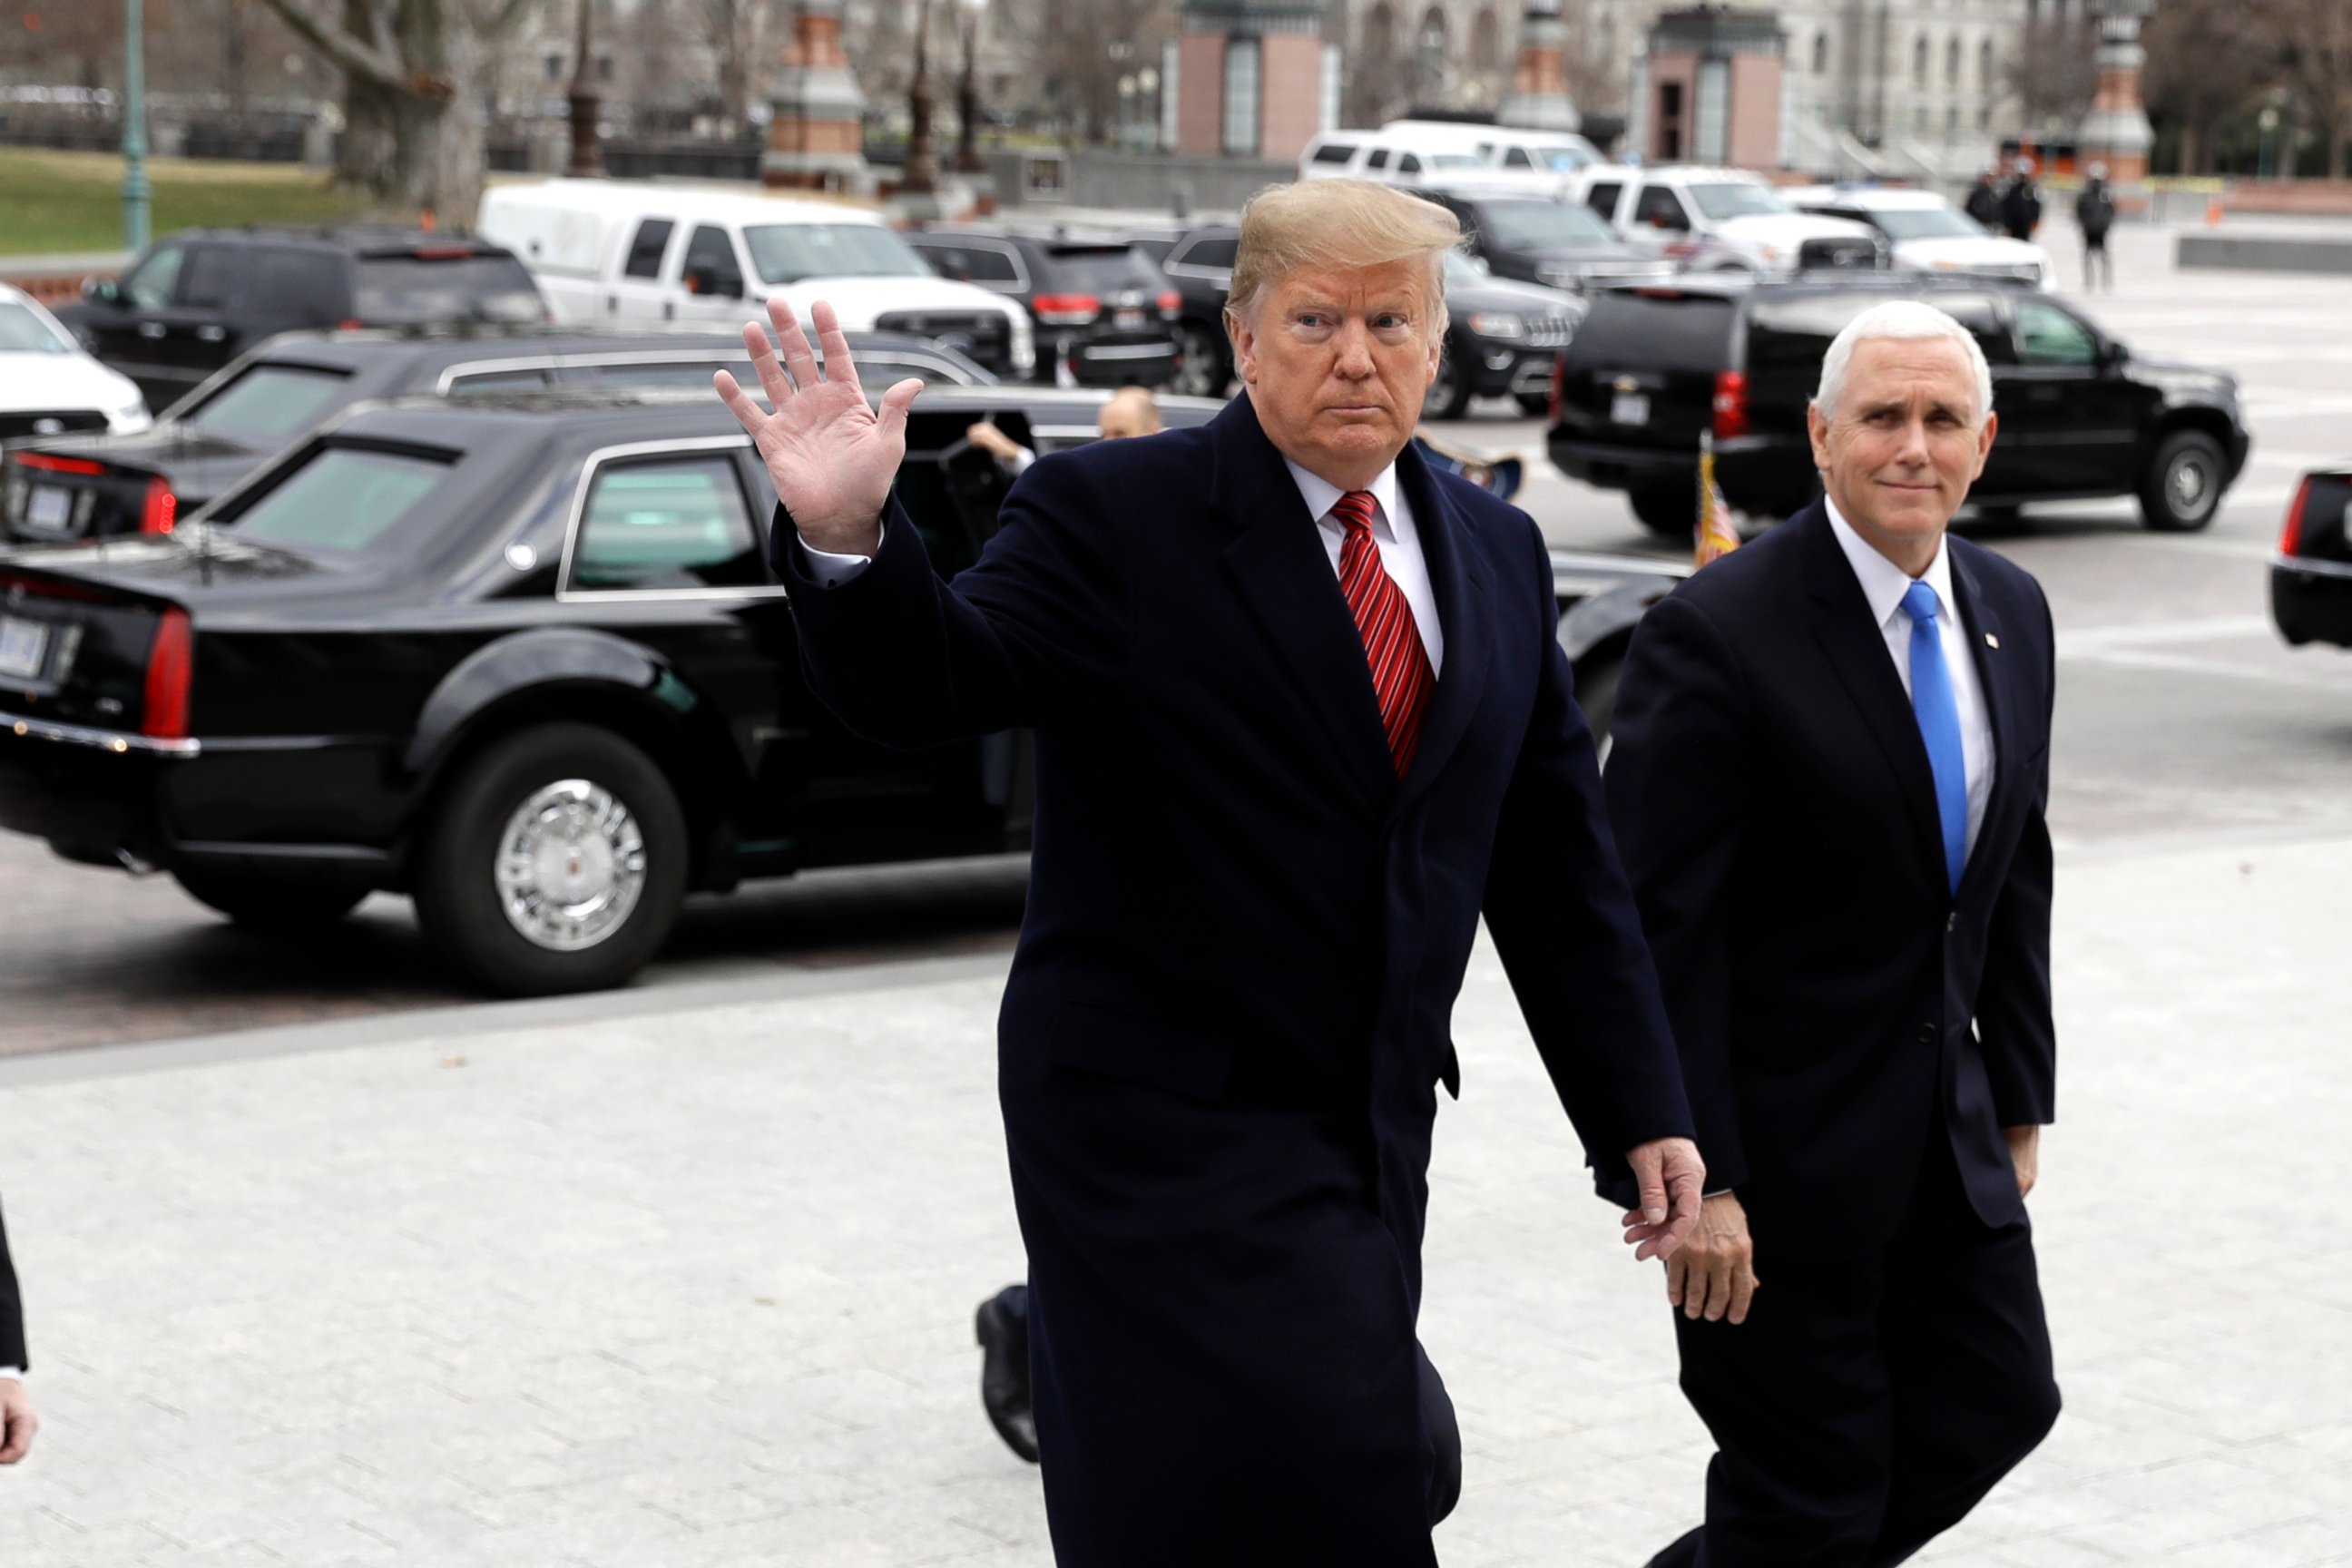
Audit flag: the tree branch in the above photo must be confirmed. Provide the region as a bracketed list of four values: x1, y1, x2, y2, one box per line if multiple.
[250, 0, 406, 89]
[486, 0, 551, 42]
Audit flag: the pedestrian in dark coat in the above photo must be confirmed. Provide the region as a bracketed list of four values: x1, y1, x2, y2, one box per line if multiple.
[2076, 163, 2117, 290]
[712, 178, 1705, 1567]
[1964, 170, 2004, 230]
[2003, 160, 2044, 240]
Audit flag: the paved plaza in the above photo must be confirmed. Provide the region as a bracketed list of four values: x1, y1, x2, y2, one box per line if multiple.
[1, 824, 2348, 1565]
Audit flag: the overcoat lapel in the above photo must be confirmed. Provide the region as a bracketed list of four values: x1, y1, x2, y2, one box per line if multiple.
[1210, 396, 1395, 804]
[1798, 505, 1947, 887]
[1950, 545, 2017, 899]
[1390, 440, 1493, 818]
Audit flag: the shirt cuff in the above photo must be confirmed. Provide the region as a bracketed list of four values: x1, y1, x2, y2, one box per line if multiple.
[798, 518, 885, 589]
[0, 1366, 22, 1382]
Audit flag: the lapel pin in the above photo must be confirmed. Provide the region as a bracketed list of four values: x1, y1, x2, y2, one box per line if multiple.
[1984, 633, 2000, 649]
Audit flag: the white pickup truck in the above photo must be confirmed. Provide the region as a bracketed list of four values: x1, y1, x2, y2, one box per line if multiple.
[476, 180, 1034, 379]
[1572, 166, 1887, 279]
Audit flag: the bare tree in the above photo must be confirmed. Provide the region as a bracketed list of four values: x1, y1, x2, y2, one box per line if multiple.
[698, 0, 778, 132]
[1014, 0, 1172, 146]
[0, 5, 123, 91]
[2260, 0, 2352, 177]
[2143, 0, 2278, 174]
[249, 0, 551, 226]
[1345, 2, 1415, 127]
[2005, 14, 2100, 132]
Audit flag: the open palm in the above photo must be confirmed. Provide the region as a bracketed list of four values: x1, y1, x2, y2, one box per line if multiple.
[713, 298, 924, 557]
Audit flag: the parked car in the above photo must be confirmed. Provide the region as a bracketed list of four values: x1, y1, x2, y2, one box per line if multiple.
[1548, 274, 2250, 535]
[1786, 184, 2052, 288]
[49, 227, 546, 410]
[2271, 466, 2352, 652]
[1426, 250, 1584, 419]
[1406, 182, 1675, 295]
[0, 383, 1239, 995]
[1572, 166, 1886, 278]
[1, 326, 993, 545]
[1118, 222, 1238, 399]
[0, 281, 150, 443]
[903, 226, 1181, 389]
[476, 180, 1036, 378]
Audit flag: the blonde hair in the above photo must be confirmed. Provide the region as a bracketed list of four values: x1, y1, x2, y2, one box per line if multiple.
[1224, 180, 1462, 337]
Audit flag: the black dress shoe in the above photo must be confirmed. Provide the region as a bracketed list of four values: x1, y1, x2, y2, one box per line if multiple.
[975, 1287, 1039, 1464]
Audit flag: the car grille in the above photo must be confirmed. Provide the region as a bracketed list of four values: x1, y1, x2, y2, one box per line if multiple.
[1796, 238, 1885, 271]
[874, 311, 1010, 372]
[1524, 314, 1579, 349]
[0, 409, 109, 442]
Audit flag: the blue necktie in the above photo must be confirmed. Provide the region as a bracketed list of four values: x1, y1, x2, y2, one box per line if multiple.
[1903, 580, 1968, 895]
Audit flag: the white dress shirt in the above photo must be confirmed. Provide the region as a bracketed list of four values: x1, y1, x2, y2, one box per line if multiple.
[1824, 497, 1995, 860]
[799, 456, 1446, 675]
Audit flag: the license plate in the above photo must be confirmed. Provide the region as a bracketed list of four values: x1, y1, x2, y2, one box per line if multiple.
[25, 485, 71, 533]
[0, 615, 49, 681]
[1114, 307, 1145, 329]
[1610, 392, 1651, 426]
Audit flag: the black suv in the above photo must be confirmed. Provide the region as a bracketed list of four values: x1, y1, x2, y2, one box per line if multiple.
[1427, 251, 1584, 419]
[905, 227, 1180, 388]
[1121, 222, 1240, 399]
[1549, 275, 2251, 535]
[1, 327, 994, 545]
[51, 228, 547, 410]
[1409, 183, 1674, 295]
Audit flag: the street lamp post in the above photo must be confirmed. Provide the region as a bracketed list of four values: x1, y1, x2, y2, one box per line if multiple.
[901, 0, 940, 197]
[954, 0, 986, 174]
[122, 0, 150, 251]
[566, 0, 605, 178]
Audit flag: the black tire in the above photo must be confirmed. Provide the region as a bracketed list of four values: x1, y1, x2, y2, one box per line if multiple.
[1170, 320, 1230, 399]
[173, 870, 365, 929]
[1630, 479, 1696, 538]
[412, 722, 688, 997]
[1514, 391, 1553, 418]
[1423, 339, 1474, 421]
[1573, 652, 1626, 767]
[2139, 428, 2228, 532]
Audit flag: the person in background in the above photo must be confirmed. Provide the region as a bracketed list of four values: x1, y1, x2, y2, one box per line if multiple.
[1, 1196, 35, 1465]
[965, 386, 1163, 479]
[2002, 158, 2044, 242]
[1964, 167, 2004, 231]
[2076, 163, 2117, 292]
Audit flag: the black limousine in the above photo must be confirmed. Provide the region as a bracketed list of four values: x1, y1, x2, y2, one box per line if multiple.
[2272, 465, 2352, 653]
[2, 325, 995, 545]
[0, 387, 1648, 995]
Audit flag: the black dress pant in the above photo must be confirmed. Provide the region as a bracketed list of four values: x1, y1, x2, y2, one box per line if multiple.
[1651, 1134, 2060, 1568]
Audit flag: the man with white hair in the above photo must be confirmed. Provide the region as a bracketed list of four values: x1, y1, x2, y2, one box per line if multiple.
[1606, 299, 2061, 1566]
[712, 179, 1703, 1565]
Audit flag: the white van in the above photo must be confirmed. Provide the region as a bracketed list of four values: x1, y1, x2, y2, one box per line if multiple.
[1298, 122, 1602, 187]
[476, 180, 1034, 378]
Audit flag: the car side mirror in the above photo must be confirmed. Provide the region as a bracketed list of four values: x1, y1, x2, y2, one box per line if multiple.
[83, 276, 122, 306]
[2102, 339, 2128, 369]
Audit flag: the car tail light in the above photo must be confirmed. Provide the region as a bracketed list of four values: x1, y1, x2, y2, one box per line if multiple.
[14, 451, 106, 476]
[142, 608, 193, 740]
[139, 476, 177, 534]
[411, 244, 474, 260]
[1548, 356, 1565, 425]
[1156, 289, 1181, 319]
[1032, 292, 1102, 327]
[337, 317, 364, 331]
[1712, 370, 1749, 441]
[2279, 476, 2314, 557]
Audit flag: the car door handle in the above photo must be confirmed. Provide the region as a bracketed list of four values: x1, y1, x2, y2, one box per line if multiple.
[137, 321, 166, 338]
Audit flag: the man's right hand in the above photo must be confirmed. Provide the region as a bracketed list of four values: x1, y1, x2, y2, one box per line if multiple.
[0, 1377, 36, 1463]
[713, 298, 925, 559]
[1666, 1191, 1759, 1326]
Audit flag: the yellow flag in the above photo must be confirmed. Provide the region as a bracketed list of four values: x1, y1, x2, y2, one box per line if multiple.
[1696, 433, 1741, 566]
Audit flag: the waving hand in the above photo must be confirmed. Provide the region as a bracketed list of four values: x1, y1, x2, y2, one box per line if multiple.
[713, 299, 924, 557]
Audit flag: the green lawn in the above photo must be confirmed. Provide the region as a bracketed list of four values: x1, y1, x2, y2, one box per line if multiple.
[0, 147, 378, 257]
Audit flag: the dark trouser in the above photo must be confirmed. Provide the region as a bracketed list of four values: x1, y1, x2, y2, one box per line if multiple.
[1651, 1135, 2059, 1568]
[2083, 235, 2112, 291]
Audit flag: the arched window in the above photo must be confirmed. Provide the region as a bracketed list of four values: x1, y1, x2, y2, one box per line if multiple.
[1980, 37, 1994, 87]
[1469, 6, 1502, 78]
[1813, 31, 1830, 76]
[1416, 6, 1448, 104]
[1945, 35, 1960, 83]
[1913, 34, 1928, 85]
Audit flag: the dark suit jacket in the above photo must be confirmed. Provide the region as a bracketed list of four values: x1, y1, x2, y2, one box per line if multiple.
[777, 392, 1690, 1560]
[1605, 501, 2056, 1257]
[1, 1198, 24, 1372]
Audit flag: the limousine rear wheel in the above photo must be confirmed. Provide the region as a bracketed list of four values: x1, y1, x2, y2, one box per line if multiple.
[415, 722, 688, 997]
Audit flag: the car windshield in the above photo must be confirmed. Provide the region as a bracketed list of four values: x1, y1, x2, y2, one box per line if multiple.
[225, 445, 451, 553]
[1532, 145, 1591, 172]
[743, 223, 935, 283]
[355, 255, 544, 325]
[0, 299, 72, 353]
[1870, 206, 1986, 240]
[1686, 182, 1793, 220]
[1442, 251, 1490, 286]
[1484, 201, 1620, 249]
[1427, 152, 1484, 169]
[1046, 246, 1161, 292]
[182, 364, 352, 443]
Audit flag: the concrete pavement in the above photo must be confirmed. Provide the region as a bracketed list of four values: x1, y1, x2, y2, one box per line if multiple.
[2, 823, 2348, 1565]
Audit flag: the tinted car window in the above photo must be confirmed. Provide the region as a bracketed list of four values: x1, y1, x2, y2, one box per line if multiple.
[1632, 188, 1690, 230]
[573, 359, 752, 391]
[227, 446, 449, 553]
[1583, 182, 1622, 220]
[1397, 152, 1424, 173]
[1309, 142, 1357, 166]
[1925, 293, 2014, 364]
[0, 300, 72, 353]
[183, 364, 353, 441]
[1366, 149, 1391, 170]
[741, 223, 934, 283]
[244, 250, 348, 318]
[571, 456, 763, 592]
[681, 225, 745, 298]
[178, 245, 240, 309]
[355, 255, 543, 325]
[1749, 291, 2011, 377]
[2015, 299, 2097, 366]
[1687, 182, 1790, 220]
[623, 219, 675, 279]
[121, 243, 184, 309]
[1171, 235, 1238, 270]
[445, 368, 557, 396]
[956, 244, 1022, 285]
[1504, 146, 1534, 169]
[1570, 293, 1738, 371]
[1044, 246, 1159, 291]
[1480, 201, 1620, 249]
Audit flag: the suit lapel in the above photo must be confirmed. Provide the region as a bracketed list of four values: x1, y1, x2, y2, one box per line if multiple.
[1950, 544, 2017, 900]
[1798, 505, 1947, 887]
[1390, 440, 1493, 818]
[1211, 396, 1395, 802]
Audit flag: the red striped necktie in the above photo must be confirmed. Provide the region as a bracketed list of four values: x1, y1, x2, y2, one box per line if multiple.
[1331, 489, 1436, 778]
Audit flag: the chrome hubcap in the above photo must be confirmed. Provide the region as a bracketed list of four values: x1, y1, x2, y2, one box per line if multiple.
[493, 779, 646, 952]
[2171, 456, 2211, 513]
